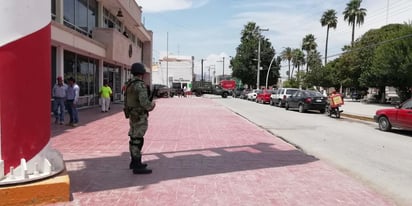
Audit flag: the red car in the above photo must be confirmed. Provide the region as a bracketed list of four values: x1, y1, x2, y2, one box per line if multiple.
[374, 98, 412, 131]
[256, 89, 276, 104]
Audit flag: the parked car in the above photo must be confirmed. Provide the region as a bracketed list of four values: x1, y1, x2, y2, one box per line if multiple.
[256, 89, 276, 104]
[270, 91, 277, 105]
[272, 88, 299, 107]
[374, 98, 412, 131]
[239, 89, 251, 100]
[285, 90, 327, 113]
[232, 88, 245, 98]
[247, 89, 261, 101]
[351, 92, 362, 101]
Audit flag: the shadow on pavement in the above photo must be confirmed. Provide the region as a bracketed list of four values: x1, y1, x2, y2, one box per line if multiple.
[373, 128, 412, 138]
[51, 103, 124, 137]
[65, 142, 318, 193]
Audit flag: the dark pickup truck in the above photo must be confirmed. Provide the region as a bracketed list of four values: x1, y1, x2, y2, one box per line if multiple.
[153, 84, 176, 98]
[191, 81, 231, 98]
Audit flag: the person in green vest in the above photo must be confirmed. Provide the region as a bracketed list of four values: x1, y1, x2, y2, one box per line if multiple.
[123, 62, 155, 174]
[99, 80, 112, 112]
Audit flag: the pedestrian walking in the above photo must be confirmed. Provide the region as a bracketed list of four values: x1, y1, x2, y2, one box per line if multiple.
[66, 77, 80, 127]
[99, 80, 112, 112]
[52, 76, 67, 124]
[123, 62, 155, 174]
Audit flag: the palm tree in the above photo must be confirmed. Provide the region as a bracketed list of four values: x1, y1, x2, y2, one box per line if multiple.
[343, 0, 367, 45]
[281, 47, 293, 79]
[291, 49, 305, 79]
[321, 9, 338, 65]
[301, 34, 317, 72]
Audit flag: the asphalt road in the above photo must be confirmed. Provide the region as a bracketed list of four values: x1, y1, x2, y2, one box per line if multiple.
[213, 96, 412, 206]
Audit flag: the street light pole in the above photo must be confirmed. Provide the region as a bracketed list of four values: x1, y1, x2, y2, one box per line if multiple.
[201, 59, 205, 81]
[265, 54, 277, 89]
[257, 38, 261, 89]
[217, 57, 225, 80]
[166, 32, 169, 87]
[257, 28, 269, 89]
[209, 65, 215, 84]
[222, 57, 225, 79]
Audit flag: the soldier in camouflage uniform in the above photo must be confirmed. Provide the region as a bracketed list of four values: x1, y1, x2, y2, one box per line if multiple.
[124, 62, 155, 174]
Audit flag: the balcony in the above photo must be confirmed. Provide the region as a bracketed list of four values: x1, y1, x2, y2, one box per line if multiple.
[93, 28, 141, 65]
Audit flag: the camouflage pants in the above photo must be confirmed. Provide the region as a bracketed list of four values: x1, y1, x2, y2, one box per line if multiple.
[128, 113, 148, 159]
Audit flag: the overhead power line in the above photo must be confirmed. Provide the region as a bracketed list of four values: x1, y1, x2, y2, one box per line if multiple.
[327, 33, 412, 59]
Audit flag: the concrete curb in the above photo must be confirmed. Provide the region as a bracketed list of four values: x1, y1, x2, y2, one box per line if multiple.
[0, 170, 70, 206]
[341, 113, 374, 122]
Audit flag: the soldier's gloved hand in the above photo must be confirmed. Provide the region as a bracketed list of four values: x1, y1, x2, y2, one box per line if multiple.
[148, 101, 156, 111]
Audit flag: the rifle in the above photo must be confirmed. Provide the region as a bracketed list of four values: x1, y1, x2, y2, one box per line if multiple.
[147, 85, 158, 101]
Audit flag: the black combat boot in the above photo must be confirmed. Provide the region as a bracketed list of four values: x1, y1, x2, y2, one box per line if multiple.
[132, 157, 152, 174]
[136, 139, 148, 168]
[129, 157, 147, 169]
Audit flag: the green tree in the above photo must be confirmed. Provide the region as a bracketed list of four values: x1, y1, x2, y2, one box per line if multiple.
[231, 22, 278, 88]
[367, 24, 412, 101]
[302, 34, 317, 72]
[281, 47, 293, 80]
[304, 65, 334, 88]
[307, 50, 323, 70]
[343, 0, 367, 45]
[283, 78, 299, 88]
[320, 9, 338, 65]
[291, 49, 305, 85]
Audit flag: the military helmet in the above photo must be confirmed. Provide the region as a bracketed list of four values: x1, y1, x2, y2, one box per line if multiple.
[131, 62, 146, 75]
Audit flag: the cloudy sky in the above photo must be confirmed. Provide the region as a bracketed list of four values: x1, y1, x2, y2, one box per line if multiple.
[137, 0, 412, 77]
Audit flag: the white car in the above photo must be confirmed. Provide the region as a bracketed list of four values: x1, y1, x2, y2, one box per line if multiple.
[272, 88, 299, 107]
[269, 89, 278, 105]
[247, 89, 261, 101]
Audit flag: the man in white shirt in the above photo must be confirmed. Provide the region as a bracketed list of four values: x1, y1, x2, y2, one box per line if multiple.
[66, 77, 80, 127]
[52, 76, 67, 124]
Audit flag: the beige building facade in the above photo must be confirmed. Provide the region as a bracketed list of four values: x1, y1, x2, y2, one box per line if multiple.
[50, 0, 152, 106]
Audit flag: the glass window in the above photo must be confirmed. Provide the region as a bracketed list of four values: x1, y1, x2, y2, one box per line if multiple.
[90, 59, 98, 97]
[64, 50, 99, 105]
[64, 0, 75, 28]
[64, 0, 98, 36]
[51, 0, 56, 20]
[64, 50, 76, 79]
[286, 89, 298, 95]
[103, 6, 122, 31]
[77, 55, 89, 96]
[75, 0, 88, 35]
[103, 63, 122, 101]
[401, 99, 412, 109]
[88, 0, 98, 33]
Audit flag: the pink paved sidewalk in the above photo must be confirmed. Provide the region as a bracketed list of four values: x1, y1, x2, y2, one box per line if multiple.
[48, 97, 394, 206]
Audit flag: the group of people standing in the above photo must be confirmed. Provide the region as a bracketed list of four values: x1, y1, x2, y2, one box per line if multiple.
[52, 77, 114, 126]
[52, 76, 80, 127]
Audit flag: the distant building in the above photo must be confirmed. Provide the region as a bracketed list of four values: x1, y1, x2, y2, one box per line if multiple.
[153, 55, 194, 89]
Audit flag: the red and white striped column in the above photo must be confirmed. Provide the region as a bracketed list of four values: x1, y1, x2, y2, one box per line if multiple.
[0, 0, 64, 185]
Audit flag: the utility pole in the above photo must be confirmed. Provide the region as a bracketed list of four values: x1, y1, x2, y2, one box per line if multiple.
[166, 32, 169, 87]
[217, 57, 225, 80]
[191, 56, 195, 82]
[201, 59, 205, 81]
[257, 28, 269, 89]
[257, 38, 261, 89]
